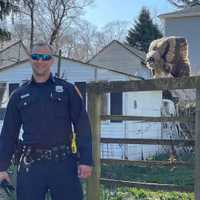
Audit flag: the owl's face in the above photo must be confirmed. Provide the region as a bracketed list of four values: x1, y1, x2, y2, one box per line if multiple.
[146, 50, 163, 70]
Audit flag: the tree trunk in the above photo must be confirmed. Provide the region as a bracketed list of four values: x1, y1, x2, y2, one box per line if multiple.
[30, 8, 34, 50]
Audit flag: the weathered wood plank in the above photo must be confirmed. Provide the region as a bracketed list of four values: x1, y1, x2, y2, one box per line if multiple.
[86, 92, 102, 200]
[100, 178, 193, 192]
[101, 138, 195, 146]
[101, 115, 193, 122]
[195, 88, 200, 199]
[87, 76, 200, 93]
[101, 159, 192, 166]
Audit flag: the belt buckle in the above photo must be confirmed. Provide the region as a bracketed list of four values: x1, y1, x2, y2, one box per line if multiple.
[23, 155, 34, 165]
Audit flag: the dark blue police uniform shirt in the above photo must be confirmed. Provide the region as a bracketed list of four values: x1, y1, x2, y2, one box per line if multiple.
[0, 73, 93, 171]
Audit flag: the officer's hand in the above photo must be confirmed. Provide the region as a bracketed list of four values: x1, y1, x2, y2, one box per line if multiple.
[0, 171, 11, 183]
[78, 165, 92, 179]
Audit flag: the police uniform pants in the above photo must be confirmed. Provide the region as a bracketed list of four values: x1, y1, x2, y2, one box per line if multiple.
[16, 155, 83, 200]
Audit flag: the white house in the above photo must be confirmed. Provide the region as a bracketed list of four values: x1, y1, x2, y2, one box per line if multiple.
[0, 41, 163, 160]
[0, 40, 29, 69]
[88, 40, 151, 79]
[159, 3, 200, 74]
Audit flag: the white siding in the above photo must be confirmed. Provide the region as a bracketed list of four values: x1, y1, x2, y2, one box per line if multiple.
[96, 68, 129, 81]
[89, 41, 151, 79]
[164, 16, 200, 74]
[0, 58, 132, 83]
[100, 91, 163, 160]
[0, 42, 28, 69]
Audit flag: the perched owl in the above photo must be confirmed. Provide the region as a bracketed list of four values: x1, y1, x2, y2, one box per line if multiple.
[146, 36, 191, 78]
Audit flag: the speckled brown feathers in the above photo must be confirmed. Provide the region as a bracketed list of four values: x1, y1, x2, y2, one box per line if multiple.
[146, 36, 191, 78]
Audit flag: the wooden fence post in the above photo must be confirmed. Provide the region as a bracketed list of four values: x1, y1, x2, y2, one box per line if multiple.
[195, 87, 200, 199]
[87, 89, 101, 200]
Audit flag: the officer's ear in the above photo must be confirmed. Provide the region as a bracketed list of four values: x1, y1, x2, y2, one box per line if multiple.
[49, 56, 54, 65]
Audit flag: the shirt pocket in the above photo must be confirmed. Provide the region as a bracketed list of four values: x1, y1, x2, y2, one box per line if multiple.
[50, 92, 68, 118]
[18, 96, 39, 123]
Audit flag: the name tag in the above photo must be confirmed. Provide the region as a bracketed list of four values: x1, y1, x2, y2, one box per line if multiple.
[20, 93, 30, 99]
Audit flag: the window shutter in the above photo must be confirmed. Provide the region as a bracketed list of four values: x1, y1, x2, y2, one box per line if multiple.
[110, 92, 122, 122]
[75, 82, 86, 105]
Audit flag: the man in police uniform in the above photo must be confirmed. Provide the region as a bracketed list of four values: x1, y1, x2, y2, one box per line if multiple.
[0, 42, 93, 200]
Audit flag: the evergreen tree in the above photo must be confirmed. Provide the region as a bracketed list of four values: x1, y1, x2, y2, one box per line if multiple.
[168, 0, 200, 8]
[126, 7, 163, 53]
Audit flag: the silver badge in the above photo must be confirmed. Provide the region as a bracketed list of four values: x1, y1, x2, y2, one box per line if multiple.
[55, 85, 64, 93]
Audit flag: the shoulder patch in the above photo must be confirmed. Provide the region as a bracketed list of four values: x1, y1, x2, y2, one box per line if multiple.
[19, 80, 31, 87]
[54, 76, 67, 83]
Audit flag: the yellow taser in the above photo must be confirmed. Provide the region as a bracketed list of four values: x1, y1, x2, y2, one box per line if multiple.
[71, 132, 77, 154]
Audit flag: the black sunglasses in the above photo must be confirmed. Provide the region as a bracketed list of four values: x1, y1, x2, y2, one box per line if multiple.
[31, 54, 52, 61]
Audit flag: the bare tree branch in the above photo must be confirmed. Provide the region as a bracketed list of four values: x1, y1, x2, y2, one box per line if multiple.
[167, 0, 200, 8]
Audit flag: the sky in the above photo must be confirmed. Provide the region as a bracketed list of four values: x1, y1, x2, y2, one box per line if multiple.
[83, 0, 176, 28]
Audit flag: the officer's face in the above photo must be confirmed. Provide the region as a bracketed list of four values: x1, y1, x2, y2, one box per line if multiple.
[31, 47, 54, 77]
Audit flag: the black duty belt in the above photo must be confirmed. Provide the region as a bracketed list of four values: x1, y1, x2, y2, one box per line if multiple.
[17, 144, 71, 173]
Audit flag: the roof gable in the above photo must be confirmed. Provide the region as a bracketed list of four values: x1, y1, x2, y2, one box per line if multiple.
[0, 40, 29, 69]
[87, 40, 150, 77]
[88, 40, 146, 63]
[159, 4, 200, 19]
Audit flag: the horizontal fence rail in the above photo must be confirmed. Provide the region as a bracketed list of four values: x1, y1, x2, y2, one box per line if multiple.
[87, 76, 200, 93]
[101, 138, 195, 146]
[101, 115, 193, 122]
[100, 178, 193, 192]
[101, 159, 192, 166]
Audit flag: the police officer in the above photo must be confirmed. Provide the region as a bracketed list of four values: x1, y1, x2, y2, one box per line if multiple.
[0, 42, 93, 200]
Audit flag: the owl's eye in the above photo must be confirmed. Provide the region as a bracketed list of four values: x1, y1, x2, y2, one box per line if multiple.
[147, 57, 155, 63]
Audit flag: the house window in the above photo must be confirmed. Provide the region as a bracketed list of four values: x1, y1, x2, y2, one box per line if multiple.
[9, 83, 19, 96]
[110, 92, 122, 122]
[75, 82, 86, 105]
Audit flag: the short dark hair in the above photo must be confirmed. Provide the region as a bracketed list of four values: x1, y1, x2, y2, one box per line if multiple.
[31, 41, 54, 55]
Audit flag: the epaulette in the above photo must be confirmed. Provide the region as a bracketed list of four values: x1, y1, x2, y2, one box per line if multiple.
[19, 79, 31, 87]
[53, 76, 68, 84]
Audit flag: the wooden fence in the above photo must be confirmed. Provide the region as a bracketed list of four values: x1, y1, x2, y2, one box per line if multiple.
[86, 76, 200, 200]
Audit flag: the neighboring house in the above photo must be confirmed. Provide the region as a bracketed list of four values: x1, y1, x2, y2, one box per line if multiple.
[159, 3, 200, 74]
[0, 42, 163, 160]
[0, 40, 29, 69]
[88, 40, 151, 79]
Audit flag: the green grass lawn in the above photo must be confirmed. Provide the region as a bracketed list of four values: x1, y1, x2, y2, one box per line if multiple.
[101, 164, 194, 187]
[100, 186, 194, 200]
[100, 152, 194, 199]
